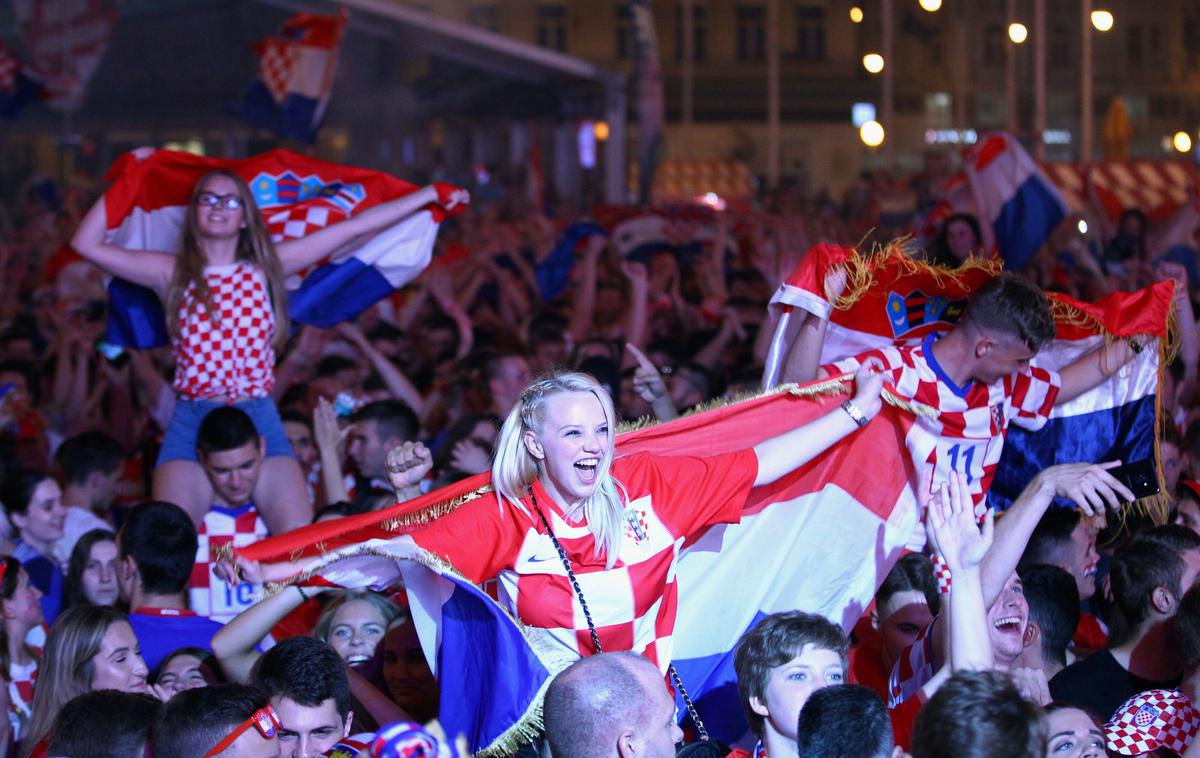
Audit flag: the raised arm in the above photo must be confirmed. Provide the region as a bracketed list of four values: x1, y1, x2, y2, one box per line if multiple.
[71, 192, 176, 294]
[211, 583, 334, 683]
[776, 265, 845, 385]
[752, 359, 883, 486]
[275, 185, 466, 276]
[1056, 338, 1140, 404]
[336, 322, 427, 418]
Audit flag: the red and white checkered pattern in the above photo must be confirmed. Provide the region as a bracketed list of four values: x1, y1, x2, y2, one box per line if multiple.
[259, 38, 297, 103]
[172, 263, 276, 401]
[189, 504, 269, 623]
[265, 204, 340, 243]
[7, 658, 36, 741]
[412, 451, 758, 672]
[887, 619, 936, 708]
[1106, 689, 1200, 755]
[1042, 161, 1198, 221]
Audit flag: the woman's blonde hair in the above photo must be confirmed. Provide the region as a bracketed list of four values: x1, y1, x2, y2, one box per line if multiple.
[492, 372, 626, 568]
[165, 170, 290, 350]
[313, 590, 402, 646]
[24, 605, 128, 756]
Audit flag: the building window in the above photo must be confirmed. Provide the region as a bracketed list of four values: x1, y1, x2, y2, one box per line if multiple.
[674, 3, 708, 62]
[1051, 24, 1070, 68]
[795, 5, 825, 62]
[982, 23, 1003, 67]
[616, 5, 633, 59]
[737, 4, 766, 62]
[1126, 24, 1143, 69]
[468, 4, 499, 31]
[537, 5, 567, 51]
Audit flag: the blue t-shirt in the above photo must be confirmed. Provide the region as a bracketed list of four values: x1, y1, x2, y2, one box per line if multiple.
[128, 608, 225, 674]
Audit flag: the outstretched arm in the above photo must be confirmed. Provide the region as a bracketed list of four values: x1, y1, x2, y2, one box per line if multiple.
[752, 359, 883, 486]
[211, 583, 334, 683]
[776, 266, 845, 385]
[71, 192, 176, 294]
[1056, 338, 1141, 404]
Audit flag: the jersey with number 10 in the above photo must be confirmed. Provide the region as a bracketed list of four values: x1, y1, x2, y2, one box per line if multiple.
[827, 333, 1060, 512]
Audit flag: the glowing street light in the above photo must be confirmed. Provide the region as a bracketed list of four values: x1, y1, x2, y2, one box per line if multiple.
[860, 120, 885, 147]
[850, 6, 864, 23]
[918, 0, 942, 11]
[1091, 10, 1114, 32]
[1174, 131, 1193, 153]
[1008, 23, 1028, 44]
[593, 121, 610, 141]
[863, 53, 885, 74]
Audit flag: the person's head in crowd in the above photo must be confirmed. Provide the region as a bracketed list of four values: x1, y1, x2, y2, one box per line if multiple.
[594, 282, 626, 328]
[0, 556, 43, 667]
[154, 646, 224, 698]
[484, 350, 533, 418]
[1108, 524, 1200, 646]
[1014, 564, 1081, 680]
[310, 356, 360, 403]
[280, 411, 319, 479]
[528, 314, 569, 374]
[1042, 703, 1107, 758]
[48, 690, 160, 758]
[1021, 507, 1100, 601]
[543, 651, 682, 758]
[795, 684, 897, 758]
[54, 430, 124, 512]
[910, 670, 1044, 758]
[573, 338, 620, 367]
[116, 501, 197, 607]
[27, 605, 149, 750]
[936, 212, 984, 264]
[734, 611, 849, 755]
[347, 400, 420, 482]
[872, 552, 938, 674]
[982, 568, 1031, 671]
[1161, 425, 1188, 496]
[250, 636, 354, 756]
[578, 355, 622, 404]
[312, 590, 400, 666]
[153, 683, 281, 758]
[381, 616, 438, 724]
[668, 363, 713, 411]
[431, 413, 498, 487]
[1174, 481, 1200, 536]
[196, 407, 264, 508]
[62, 528, 119, 610]
[957, 272, 1056, 386]
[1, 469, 65, 557]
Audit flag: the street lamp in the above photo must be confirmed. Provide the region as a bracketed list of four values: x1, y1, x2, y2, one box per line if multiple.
[850, 6, 864, 23]
[860, 120, 885, 147]
[1081, 3, 1114, 161]
[918, 0, 942, 11]
[863, 53, 885, 73]
[1174, 131, 1193, 154]
[1091, 10, 1114, 32]
[1008, 23, 1028, 44]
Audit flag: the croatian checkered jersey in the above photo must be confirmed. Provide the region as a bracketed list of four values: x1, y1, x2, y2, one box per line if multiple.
[173, 262, 276, 400]
[411, 450, 758, 672]
[827, 333, 1060, 513]
[189, 503, 269, 623]
[887, 617, 937, 708]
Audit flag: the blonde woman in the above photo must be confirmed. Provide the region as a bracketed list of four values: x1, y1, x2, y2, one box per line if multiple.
[237, 365, 885, 673]
[72, 153, 462, 534]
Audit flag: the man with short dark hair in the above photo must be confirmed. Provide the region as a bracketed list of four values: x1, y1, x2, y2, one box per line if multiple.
[54, 430, 122, 556]
[1014, 564, 1080, 680]
[191, 406, 272, 623]
[732, 611, 849, 758]
[543, 651, 681, 758]
[346, 400, 425, 503]
[250, 637, 355, 757]
[1050, 524, 1200, 719]
[795, 684, 897, 758]
[1020, 508, 1099, 602]
[909, 670, 1044, 758]
[117, 500, 225, 672]
[153, 683, 281, 758]
[49, 690, 161, 758]
[483, 351, 533, 418]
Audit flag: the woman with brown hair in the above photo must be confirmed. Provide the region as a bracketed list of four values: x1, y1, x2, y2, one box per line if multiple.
[0, 557, 45, 747]
[72, 152, 462, 534]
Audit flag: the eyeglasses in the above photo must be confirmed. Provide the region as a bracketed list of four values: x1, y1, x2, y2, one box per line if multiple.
[195, 192, 243, 210]
[203, 705, 281, 757]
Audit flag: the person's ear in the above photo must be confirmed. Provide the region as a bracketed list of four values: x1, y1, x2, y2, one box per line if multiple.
[1152, 586, 1175, 615]
[119, 555, 138, 583]
[616, 728, 639, 758]
[523, 430, 544, 461]
[343, 710, 353, 738]
[1023, 622, 1041, 650]
[9, 512, 25, 533]
[257, 436, 266, 460]
[975, 337, 993, 359]
[749, 693, 770, 719]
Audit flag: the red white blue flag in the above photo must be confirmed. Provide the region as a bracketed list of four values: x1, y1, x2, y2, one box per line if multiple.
[229, 10, 347, 143]
[99, 148, 465, 349]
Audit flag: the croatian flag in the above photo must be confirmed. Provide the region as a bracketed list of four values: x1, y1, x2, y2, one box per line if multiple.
[229, 10, 347, 143]
[931, 132, 1070, 269]
[763, 242, 1173, 514]
[240, 379, 922, 752]
[99, 148, 465, 349]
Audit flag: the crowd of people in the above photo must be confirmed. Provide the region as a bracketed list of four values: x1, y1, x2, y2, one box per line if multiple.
[0, 149, 1199, 758]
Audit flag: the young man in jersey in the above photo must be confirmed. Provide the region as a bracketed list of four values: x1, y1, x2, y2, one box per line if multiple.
[153, 683, 282, 758]
[249, 637, 357, 758]
[117, 500, 224, 673]
[192, 406, 271, 623]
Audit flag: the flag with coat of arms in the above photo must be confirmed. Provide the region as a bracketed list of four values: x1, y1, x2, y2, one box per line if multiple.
[229, 10, 348, 143]
[98, 148, 467, 349]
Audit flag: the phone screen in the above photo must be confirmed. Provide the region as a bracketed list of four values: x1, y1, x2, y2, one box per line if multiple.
[1108, 459, 1161, 500]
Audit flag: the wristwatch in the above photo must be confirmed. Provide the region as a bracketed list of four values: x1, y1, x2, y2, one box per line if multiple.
[841, 399, 870, 428]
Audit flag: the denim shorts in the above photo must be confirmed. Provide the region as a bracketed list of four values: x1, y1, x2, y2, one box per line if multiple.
[156, 396, 295, 465]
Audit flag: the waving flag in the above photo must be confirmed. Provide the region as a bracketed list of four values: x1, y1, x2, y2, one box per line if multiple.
[923, 132, 1070, 269]
[14, 0, 118, 112]
[240, 377, 921, 753]
[99, 148, 465, 349]
[764, 242, 1173, 514]
[229, 10, 347, 143]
